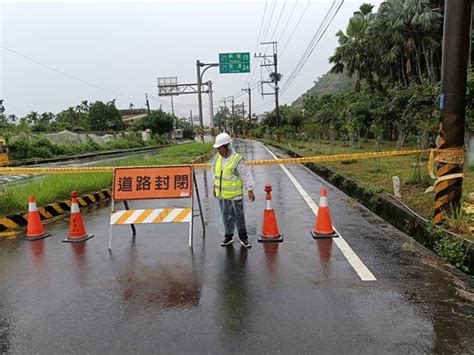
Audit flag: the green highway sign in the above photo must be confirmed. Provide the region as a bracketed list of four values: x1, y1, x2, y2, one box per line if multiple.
[219, 52, 250, 74]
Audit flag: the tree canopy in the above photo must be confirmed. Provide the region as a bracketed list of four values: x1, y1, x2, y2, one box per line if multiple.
[133, 110, 174, 135]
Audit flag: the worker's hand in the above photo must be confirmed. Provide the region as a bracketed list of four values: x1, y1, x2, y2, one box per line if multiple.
[248, 190, 255, 202]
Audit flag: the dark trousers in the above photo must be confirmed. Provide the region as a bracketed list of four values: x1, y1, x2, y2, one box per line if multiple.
[219, 199, 248, 240]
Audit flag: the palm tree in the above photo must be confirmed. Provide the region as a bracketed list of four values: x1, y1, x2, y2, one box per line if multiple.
[80, 100, 89, 113]
[370, 0, 442, 85]
[329, 4, 376, 91]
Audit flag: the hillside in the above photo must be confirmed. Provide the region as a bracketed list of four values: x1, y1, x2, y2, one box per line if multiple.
[292, 71, 355, 107]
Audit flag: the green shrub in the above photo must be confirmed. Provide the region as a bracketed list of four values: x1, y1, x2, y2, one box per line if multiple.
[434, 236, 469, 273]
[8, 140, 30, 160]
[427, 221, 469, 273]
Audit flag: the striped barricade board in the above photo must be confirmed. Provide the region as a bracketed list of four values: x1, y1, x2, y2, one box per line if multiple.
[110, 208, 192, 225]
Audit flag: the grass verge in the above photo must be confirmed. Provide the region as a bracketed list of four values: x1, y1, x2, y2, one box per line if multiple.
[268, 138, 473, 241]
[0, 142, 212, 216]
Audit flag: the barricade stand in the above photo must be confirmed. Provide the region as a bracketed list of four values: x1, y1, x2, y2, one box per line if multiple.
[123, 200, 137, 237]
[108, 165, 204, 250]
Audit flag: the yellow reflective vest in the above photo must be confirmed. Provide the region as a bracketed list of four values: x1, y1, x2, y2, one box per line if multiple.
[213, 152, 244, 199]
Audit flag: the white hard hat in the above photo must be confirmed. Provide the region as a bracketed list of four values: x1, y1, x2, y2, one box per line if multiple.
[213, 132, 232, 148]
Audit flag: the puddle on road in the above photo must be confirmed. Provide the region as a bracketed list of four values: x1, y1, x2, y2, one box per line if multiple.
[118, 264, 202, 311]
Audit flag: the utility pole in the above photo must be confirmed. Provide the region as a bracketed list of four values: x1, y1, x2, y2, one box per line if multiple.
[256, 41, 281, 128]
[208, 81, 214, 128]
[223, 98, 228, 133]
[274, 49, 280, 127]
[145, 93, 150, 115]
[434, 0, 472, 223]
[242, 102, 245, 137]
[196, 60, 204, 131]
[170, 95, 176, 138]
[230, 96, 235, 135]
[242, 87, 252, 120]
[190, 110, 193, 127]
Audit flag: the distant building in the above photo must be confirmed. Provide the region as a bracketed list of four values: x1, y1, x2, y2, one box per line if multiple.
[256, 114, 266, 124]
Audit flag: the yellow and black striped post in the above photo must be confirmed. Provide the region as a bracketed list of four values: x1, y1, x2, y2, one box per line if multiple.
[199, 127, 205, 143]
[433, 0, 472, 224]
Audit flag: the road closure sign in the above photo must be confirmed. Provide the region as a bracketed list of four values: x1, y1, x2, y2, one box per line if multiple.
[113, 166, 193, 200]
[219, 52, 250, 74]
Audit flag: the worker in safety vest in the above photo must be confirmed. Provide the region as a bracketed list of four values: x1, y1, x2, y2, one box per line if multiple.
[212, 133, 255, 248]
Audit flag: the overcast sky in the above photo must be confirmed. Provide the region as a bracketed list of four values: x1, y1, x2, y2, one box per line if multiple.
[0, 0, 382, 124]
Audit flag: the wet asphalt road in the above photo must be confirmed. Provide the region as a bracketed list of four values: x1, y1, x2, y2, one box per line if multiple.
[1, 139, 473, 353]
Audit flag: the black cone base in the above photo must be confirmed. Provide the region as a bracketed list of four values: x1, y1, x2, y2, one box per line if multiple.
[311, 230, 338, 239]
[62, 234, 95, 243]
[258, 234, 283, 243]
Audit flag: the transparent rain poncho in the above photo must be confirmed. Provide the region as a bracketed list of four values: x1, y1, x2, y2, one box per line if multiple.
[213, 144, 246, 236]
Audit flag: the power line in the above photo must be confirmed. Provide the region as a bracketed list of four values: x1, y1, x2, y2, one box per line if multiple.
[243, 0, 269, 88]
[268, 0, 287, 41]
[147, 95, 188, 117]
[281, 0, 344, 94]
[277, 1, 298, 43]
[1, 44, 119, 95]
[247, 0, 273, 86]
[253, 0, 269, 55]
[280, 0, 312, 58]
[260, 1, 284, 57]
[260, 0, 278, 50]
[228, 82, 259, 100]
[282, 0, 343, 94]
[253, 96, 276, 112]
[283, 0, 337, 80]
[247, 0, 287, 95]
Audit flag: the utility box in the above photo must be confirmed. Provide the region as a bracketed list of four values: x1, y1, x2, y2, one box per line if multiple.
[141, 129, 152, 142]
[175, 129, 183, 140]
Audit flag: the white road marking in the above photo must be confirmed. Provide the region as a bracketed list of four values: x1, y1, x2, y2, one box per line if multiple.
[262, 144, 377, 282]
[0, 174, 32, 184]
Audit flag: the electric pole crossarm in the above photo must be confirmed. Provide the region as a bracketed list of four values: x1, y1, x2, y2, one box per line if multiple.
[256, 40, 280, 127]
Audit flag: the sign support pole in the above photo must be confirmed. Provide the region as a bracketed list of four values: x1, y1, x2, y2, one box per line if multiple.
[196, 60, 204, 142]
[208, 81, 214, 129]
[123, 200, 136, 237]
[108, 199, 115, 250]
[189, 184, 194, 249]
[193, 169, 205, 234]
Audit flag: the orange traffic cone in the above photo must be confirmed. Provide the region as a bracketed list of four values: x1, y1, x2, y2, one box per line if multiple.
[63, 192, 94, 243]
[258, 185, 283, 243]
[311, 188, 339, 239]
[26, 196, 51, 241]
